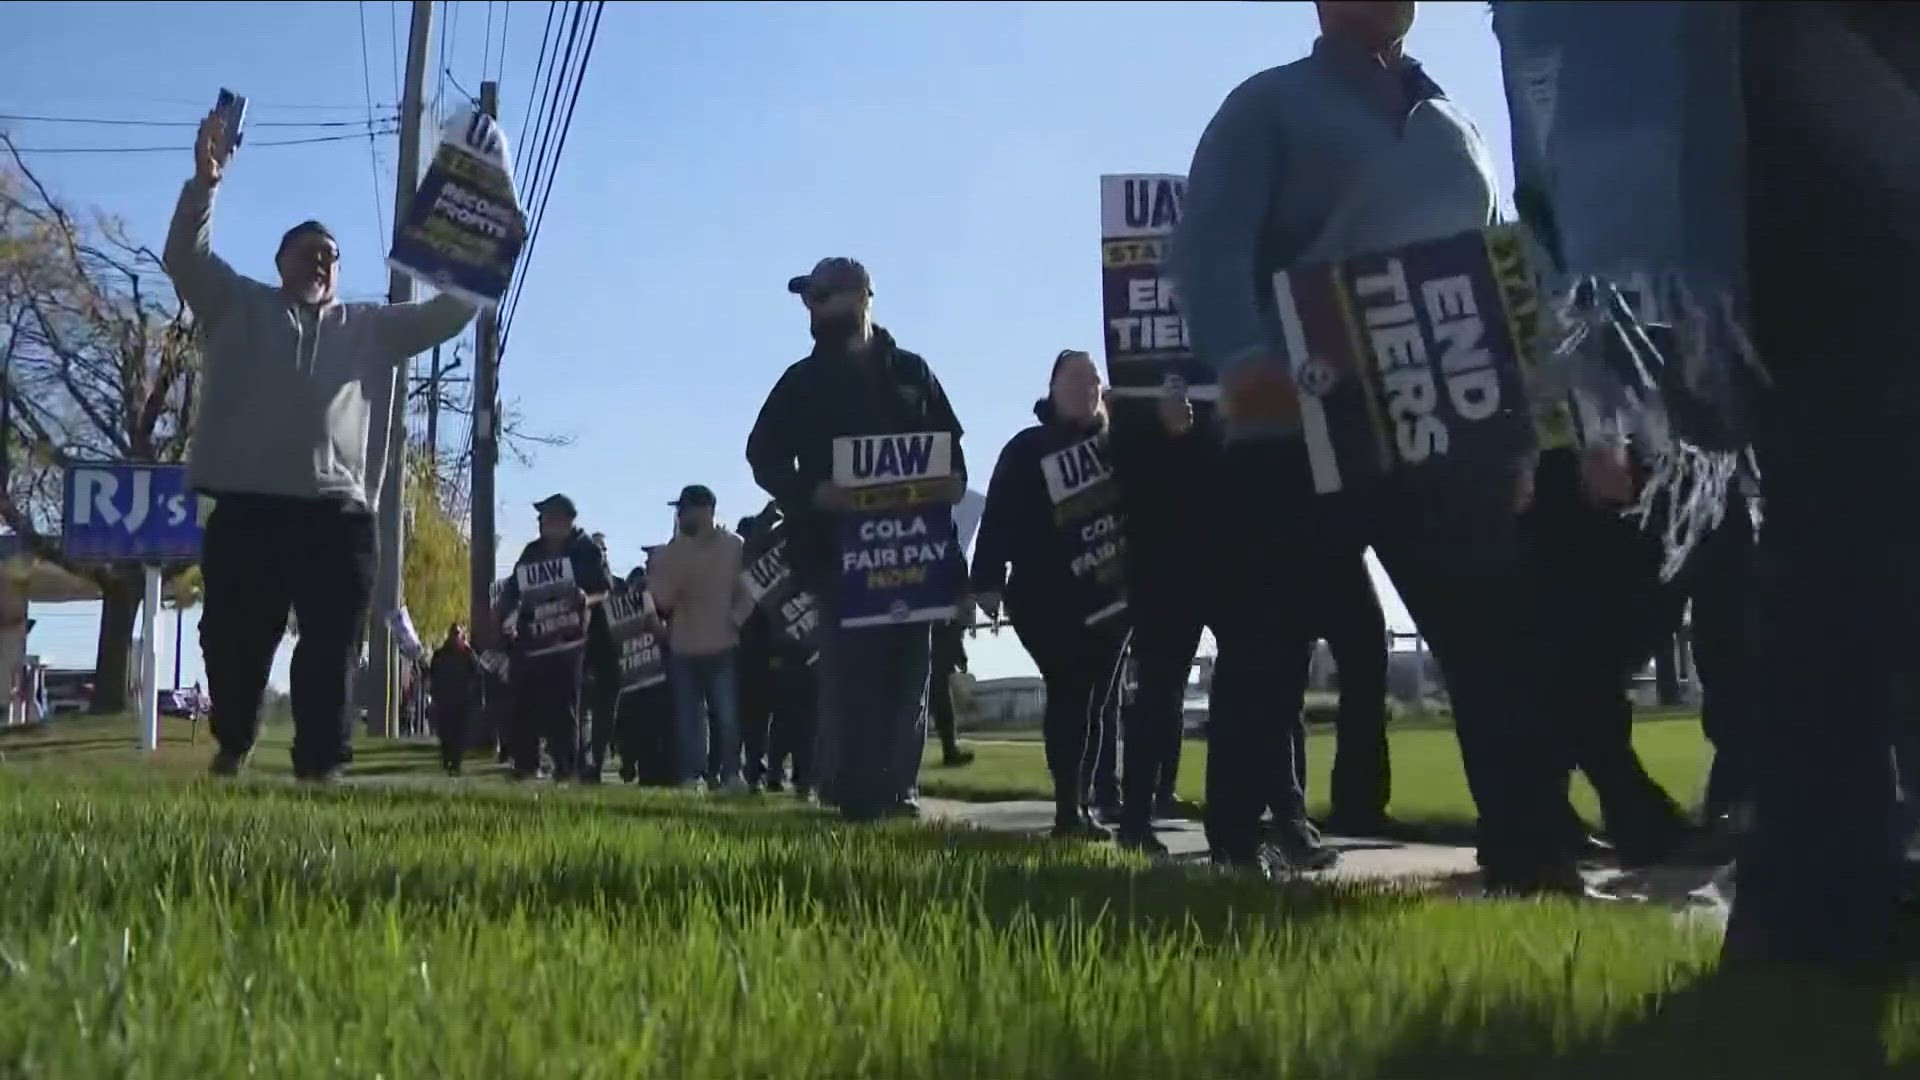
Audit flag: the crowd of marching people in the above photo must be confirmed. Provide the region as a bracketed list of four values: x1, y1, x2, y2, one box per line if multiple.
[164, 0, 1920, 978]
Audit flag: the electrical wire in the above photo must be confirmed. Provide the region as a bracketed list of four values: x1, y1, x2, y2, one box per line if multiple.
[7, 128, 397, 155]
[0, 113, 391, 129]
[517, 1, 559, 158]
[502, 0, 602, 347]
[501, 1, 585, 335]
[357, 1, 392, 250]
[496, 0, 512, 84]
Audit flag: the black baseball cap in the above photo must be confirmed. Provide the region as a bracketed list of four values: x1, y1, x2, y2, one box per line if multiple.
[277, 220, 337, 259]
[786, 257, 872, 298]
[534, 493, 577, 517]
[670, 484, 717, 509]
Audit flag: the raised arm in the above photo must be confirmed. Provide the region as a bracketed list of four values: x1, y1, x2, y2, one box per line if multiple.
[162, 114, 246, 326]
[364, 293, 479, 366]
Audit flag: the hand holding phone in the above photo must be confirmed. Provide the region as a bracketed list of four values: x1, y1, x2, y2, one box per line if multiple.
[198, 89, 247, 185]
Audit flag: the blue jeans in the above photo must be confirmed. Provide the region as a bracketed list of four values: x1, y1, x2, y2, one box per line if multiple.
[670, 650, 740, 784]
[813, 605, 931, 819]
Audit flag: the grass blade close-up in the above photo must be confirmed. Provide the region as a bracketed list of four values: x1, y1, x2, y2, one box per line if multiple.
[1, 714, 1915, 1078]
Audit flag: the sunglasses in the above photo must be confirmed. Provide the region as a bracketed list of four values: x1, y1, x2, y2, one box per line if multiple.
[804, 285, 867, 305]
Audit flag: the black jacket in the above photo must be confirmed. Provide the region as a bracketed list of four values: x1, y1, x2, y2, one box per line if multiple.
[428, 641, 482, 711]
[971, 418, 1108, 617]
[746, 327, 967, 578]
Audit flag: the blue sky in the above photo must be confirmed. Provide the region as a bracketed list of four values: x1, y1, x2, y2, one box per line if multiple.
[4, 0, 1512, 686]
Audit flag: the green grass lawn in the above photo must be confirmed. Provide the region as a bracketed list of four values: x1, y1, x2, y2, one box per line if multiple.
[924, 714, 1714, 836]
[1, 715, 1916, 1076]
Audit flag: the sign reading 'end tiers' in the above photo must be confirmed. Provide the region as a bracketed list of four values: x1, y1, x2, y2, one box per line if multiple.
[741, 522, 822, 650]
[1041, 434, 1128, 627]
[1099, 173, 1212, 401]
[605, 590, 667, 693]
[1272, 226, 1539, 495]
[832, 432, 963, 628]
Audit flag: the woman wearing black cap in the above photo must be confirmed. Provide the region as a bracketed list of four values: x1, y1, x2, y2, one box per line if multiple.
[492, 494, 611, 780]
[972, 350, 1130, 839]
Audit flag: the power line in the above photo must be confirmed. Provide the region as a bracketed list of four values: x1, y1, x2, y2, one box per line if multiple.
[6, 128, 397, 155]
[518, 1, 559, 156]
[503, 1, 602, 346]
[0, 112, 393, 129]
[388, 0, 404, 110]
[483, 1, 497, 81]
[496, 0, 512, 83]
[356, 1, 392, 253]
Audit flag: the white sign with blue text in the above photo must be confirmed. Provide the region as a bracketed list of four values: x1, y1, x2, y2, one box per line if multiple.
[832, 431, 962, 628]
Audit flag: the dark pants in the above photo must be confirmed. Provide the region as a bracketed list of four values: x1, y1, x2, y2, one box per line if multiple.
[585, 612, 620, 773]
[1110, 427, 1218, 835]
[1090, 673, 1121, 808]
[200, 494, 375, 777]
[1013, 615, 1128, 815]
[812, 590, 931, 819]
[1523, 452, 1690, 857]
[1209, 440, 1564, 871]
[1310, 557, 1392, 823]
[616, 684, 677, 784]
[433, 701, 473, 770]
[930, 641, 963, 755]
[510, 650, 585, 779]
[1679, 502, 1760, 820]
[1725, 0, 1919, 969]
[767, 655, 819, 788]
[739, 644, 775, 782]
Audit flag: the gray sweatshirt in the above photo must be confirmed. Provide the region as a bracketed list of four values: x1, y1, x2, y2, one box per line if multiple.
[1172, 37, 1502, 439]
[163, 178, 475, 510]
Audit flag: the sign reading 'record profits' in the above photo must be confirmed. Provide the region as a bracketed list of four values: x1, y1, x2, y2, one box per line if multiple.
[388, 108, 527, 309]
[1041, 434, 1129, 627]
[1271, 226, 1538, 496]
[61, 463, 210, 562]
[741, 523, 822, 650]
[1100, 174, 1213, 401]
[515, 557, 586, 657]
[605, 591, 667, 693]
[833, 432, 963, 628]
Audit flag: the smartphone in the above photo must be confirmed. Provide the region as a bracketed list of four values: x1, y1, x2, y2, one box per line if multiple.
[212, 88, 248, 161]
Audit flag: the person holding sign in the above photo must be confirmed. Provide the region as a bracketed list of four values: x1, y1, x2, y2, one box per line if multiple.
[165, 107, 477, 782]
[746, 257, 969, 821]
[428, 623, 483, 776]
[1173, 2, 1575, 890]
[974, 350, 1130, 840]
[492, 495, 610, 781]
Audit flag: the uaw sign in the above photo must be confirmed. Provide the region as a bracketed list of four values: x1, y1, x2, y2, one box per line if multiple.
[604, 591, 667, 693]
[1272, 225, 1539, 494]
[1041, 434, 1127, 627]
[741, 521, 821, 650]
[833, 431, 963, 628]
[61, 463, 210, 562]
[1100, 173, 1215, 403]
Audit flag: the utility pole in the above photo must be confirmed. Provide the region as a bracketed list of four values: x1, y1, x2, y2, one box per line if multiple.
[470, 79, 502, 646]
[371, 0, 435, 739]
[425, 344, 442, 474]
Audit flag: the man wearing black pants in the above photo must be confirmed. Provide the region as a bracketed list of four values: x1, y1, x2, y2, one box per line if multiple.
[929, 622, 974, 768]
[164, 109, 474, 781]
[1107, 403, 1219, 851]
[1299, 558, 1392, 836]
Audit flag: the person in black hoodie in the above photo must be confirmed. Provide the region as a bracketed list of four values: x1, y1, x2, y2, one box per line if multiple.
[746, 257, 969, 822]
[972, 349, 1129, 839]
[492, 494, 611, 781]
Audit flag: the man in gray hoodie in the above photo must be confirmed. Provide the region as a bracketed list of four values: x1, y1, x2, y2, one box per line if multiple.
[163, 109, 475, 782]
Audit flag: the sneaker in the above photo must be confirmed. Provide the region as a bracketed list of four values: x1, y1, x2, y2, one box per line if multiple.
[1052, 809, 1112, 841]
[1154, 794, 1201, 819]
[1091, 798, 1126, 827]
[618, 762, 638, 784]
[1483, 862, 1604, 900]
[719, 776, 752, 796]
[209, 749, 248, 777]
[1268, 822, 1340, 872]
[1117, 829, 1170, 857]
[294, 766, 344, 786]
[942, 747, 976, 768]
[765, 772, 787, 794]
[886, 798, 922, 820]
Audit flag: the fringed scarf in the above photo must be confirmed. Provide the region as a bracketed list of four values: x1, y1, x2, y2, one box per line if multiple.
[1492, 2, 1766, 578]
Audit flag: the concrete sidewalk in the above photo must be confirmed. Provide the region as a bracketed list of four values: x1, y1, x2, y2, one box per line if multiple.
[918, 798, 1734, 925]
